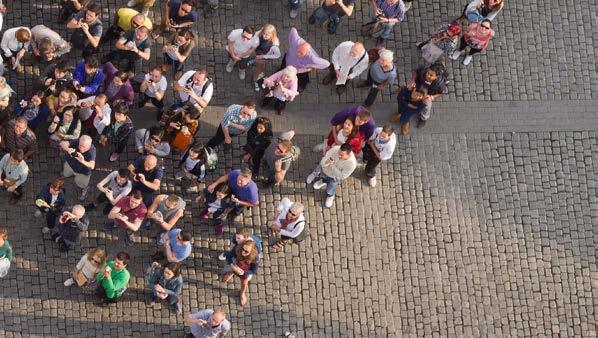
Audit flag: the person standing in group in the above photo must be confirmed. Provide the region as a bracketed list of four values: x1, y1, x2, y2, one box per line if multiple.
[0, 26, 31, 69]
[146, 262, 183, 314]
[184, 308, 231, 338]
[139, 66, 168, 117]
[173, 68, 213, 114]
[99, 103, 134, 162]
[268, 197, 307, 249]
[59, 135, 96, 201]
[134, 126, 172, 159]
[355, 48, 397, 107]
[451, 19, 495, 66]
[225, 25, 258, 80]
[362, 125, 396, 187]
[102, 62, 135, 107]
[36, 178, 67, 232]
[128, 154, 164, 206]
[260, 66, 299, 115]
[222, 240, 260, 306]
[204, 168, 259, 223]
[322, 41, 369, 95]
[249, 24, 281, 92]
[151, 0, 198, 39]
[64, 247, 107, 287]
[0, 149, 29, 204]
[96, 251, 131, 305]
[0, 116, 37, 159]
[48, 204, 89, 252]
[162, 28, 196, 80]
[67, 3, 103, 57]
[85, 168, 132, 215]
[105, 190, 148, 246]
[205, 101, 257, 151]
[71, 56, 104, 98]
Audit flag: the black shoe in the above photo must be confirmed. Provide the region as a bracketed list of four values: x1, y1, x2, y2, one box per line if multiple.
[308, 15, 316, 25]
[416, 118, 426, 128]
[103, 222, 117, 232]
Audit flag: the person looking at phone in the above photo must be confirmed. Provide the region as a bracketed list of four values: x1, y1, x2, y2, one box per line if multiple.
[128, 154, 164, 206]
[85, 169, 132, 215]
[95, 251, 131, 305]
[67, 2, 103, 57]
[173, 68, 212, 113]
[59, 135, 96, 201]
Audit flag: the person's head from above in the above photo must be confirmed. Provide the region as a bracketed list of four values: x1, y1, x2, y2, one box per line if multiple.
[288, 201, 304, 219]
[54, 61, 70, 79]
[237, 240, 257, 261]
[149, 66, 164, 82]
[9, 149, 24, 164]
[177, 0, 195, 17]
[378, 49, 394, 70]
[87, 247, 107, 267]
[143, 154, 158, 171]
[116, 168, 130, 185]
[485, 0, 503, 9]
[184, 106, 201, 122]
[478, 19, 492, 32]
[187, 143, 204, 160]
[234, 227, 251, 244]
[176, 230, 192, 245]
[61, 106, 77, 124]
[112, 71, 130, 87]
[134, 26, 149, 41]
[130, 13, 146, 30]
[236, 167, 253, 187]
[162, 262, 181, 280]
[424, 68, 438, 83]
[30, 91, 44, 106]
[446, 22, 462, 37]
[148, 127, 164, 145]
[274, 139, 293, 157]
[355, 109, 371, 127]
[15, 28, 31, 43]
[128, 190, 144, 208]
[84, 3, 101, 23]
[260, 24, 278, 42]
[410, 88, 428, 102]
[113, 251, 130, 271]
[280, 66, 297, 83]
[379, 125, 395, 142]
[49, 178, 65, 195]
[58, 89, 75, 105]
[338, 143, 353, 160]
[78, 135, 93, 153]
[210, 308, 227, 327]
[93, 94, 107, 107]
[240, 100, 256, 119]
[71, 204, 86, 220]
[39, 38, 56, 61]
[254, 116, 271, 135]
[164, 194, 181, 210]
[175, 28, 194, 45]
[84, 56, 100, 74]
[190, 68, 208, 85]
[0, 228, 8, 246]
[13, 117, 28, 136]
[213, 182, 232, 200]
[240, 25, 255, 41]
[297, 42, 311, 58]
[113, 103, 129, 123]
[349, 42, 365, 58]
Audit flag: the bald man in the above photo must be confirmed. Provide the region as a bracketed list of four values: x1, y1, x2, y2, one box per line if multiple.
[280, 27, 330, 92]
[60, 135, 97, 201]
[323, 41, 369, 94]
[49, 204, 89, 252]
[128, 154, 164, 206]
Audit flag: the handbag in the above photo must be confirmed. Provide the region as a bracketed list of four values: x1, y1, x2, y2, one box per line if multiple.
[421, 43, 444, 63]
[0, 255, 11, 278]
[361, 16, 386, 38]
[73, 269, 88, 287]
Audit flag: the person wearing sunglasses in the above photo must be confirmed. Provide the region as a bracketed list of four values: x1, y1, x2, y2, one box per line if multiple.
[225, 25, 258, 80]
[451, 19, 495, 66]
[152, 0, 197, 39]
[221, 239, 259, 306]
[134, 126, 171, 158]
[63, 247, 107, 287]
[252, 139, 296, 187]
[268, 197, 306, 249]
[100, 7, 151, 45]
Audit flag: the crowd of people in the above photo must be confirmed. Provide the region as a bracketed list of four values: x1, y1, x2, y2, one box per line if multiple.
[0, 0, 503, 336]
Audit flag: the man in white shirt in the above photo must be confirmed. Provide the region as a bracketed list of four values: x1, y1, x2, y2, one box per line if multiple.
[322, 41, 368, 94]
[363, 125, 396, 187]
[268, 197, 306, 249]
[139, 66, 168, 117]
[225, 25, 258, 80]
[173, 68, 213, 113]
[306, 143, 357, 208]
[77, 94, 111, 136]
[0, 26, 31, 67]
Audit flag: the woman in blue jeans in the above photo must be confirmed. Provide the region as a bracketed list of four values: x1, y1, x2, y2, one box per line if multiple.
[146, 262, 184, 314]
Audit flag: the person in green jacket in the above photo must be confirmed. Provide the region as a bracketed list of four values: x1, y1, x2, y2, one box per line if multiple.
[0, 228, 14, 278]
[96, 251, 131, 305]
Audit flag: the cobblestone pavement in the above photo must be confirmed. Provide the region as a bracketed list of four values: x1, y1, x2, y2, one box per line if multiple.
[0, 0, 596, 337]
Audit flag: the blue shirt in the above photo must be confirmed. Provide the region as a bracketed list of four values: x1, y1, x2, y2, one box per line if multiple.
[227, 170, 259, 205]
[65, 140, 96, 175]
[72, 60, 104, 95]
[220, 104, 257, 136]
[158, 228, 191, 262]
[168, 0, 198, 25]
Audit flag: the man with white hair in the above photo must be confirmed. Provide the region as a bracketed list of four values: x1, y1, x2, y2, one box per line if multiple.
[322, 41, 369, 95]
[356, 48, 397, 107]
[49, 204, 89, 252]
[268, 197, 307, 249]
[59, 135, 96, 201]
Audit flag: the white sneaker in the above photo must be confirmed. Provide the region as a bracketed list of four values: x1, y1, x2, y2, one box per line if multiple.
[313, 180, 326, 190]
[312, 143, 325, 153]
[239, 69, 246, 80]
[450, 50, 462, 60]
[218, 253, 227, 261]
[289, 9, 298, 18]
[306, 172, 317, 184]
[324, 195, 335, 208]
[463, 55, 473, 66]
[127, 0, 137, 7]
[34, 210, 43, 218]
[226, 59, 236, 73]
[42, 227, 51, 234]
[64, 278, 75, 287]
[368, 176, 377, 187]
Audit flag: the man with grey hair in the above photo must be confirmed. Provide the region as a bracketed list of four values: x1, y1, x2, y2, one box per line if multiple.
[268, 197, 307, 249]
[322, 41, 369, 95]
[355, 48, 397, 107]
[59, 134, 96, 201]
[49, 204, 89, 252]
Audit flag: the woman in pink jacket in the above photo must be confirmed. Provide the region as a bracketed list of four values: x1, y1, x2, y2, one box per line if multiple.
[261, 65, 299, 115]
[450, 19, 495, 66]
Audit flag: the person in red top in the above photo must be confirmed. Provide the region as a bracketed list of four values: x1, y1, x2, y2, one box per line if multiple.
[450, 19, 495, 66]
[313, 116, 365, 155]
[105, 190, 147, 246]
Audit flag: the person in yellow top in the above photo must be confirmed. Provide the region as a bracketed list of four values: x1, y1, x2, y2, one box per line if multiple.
[127, 0, 156, 16]
[100, 8, 152, 45]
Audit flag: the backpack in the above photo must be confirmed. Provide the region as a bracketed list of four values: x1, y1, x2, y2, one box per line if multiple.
[204, 146, 218, 171]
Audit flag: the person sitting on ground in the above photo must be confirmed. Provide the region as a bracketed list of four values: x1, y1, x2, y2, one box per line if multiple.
[362, 125, 396, 187]
[0, 26, 31, 69]
[71, 56, 104, 98]
[152, 0, 198, 39]
[96, 251, 131, 304]
[141, 194, 185, 234]
[218, 227, 263, 262]
[49, 204, 89, 252]
[204, 168, 259, 223]
[102, 62, 135, 107]
[242, 116, 273, 168]
[154, 228, 193, 264]
[173, 67, 213, 114]
[205, 101, 257, 151]
[306, 143, 357, 208]
[184, 308, 231, 338]
[162, 28, 196, 80]
[35, 178, 67, 230]
[64, 247, 107, 287]
[59, 135, 96, 201]
[323, 41, 368, 95]
[0, 117, 37, 159]
[221, 239, 259, 306]
[355, 48, 397, 107]
[268, 197, 306, 249]
[77, 93, 111, 136]
[104, 25, 152, 72]
[146, 261, 183, 314]
[15, 91, 49, 131]
[100, 7, 152, 44]
[99, 103, 134, 162]
[261, 66, 299, 115]
[67, 3, 103, 57]
[225, 25, 258, 80]
[47, 88, 77, 120]
[0, 150, 29, 204]
[85, 168, 132, 215]
[313, 115, 365, 155]
[106, 190, 148, 246]
[198, 182, 232, 235]
[128, 154, 164, 206]
[30, 25, 71, 63]
[48, 105, 81, 144]
[139, 65, 168, 117]
[134, 126, 171, 158]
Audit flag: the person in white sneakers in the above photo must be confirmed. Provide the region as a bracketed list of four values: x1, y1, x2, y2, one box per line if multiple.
[306, 143, 356, 208]
[225, 26, 258, 80]
[450, 19, 494, 66]
[64, 247, 107, 287]
[362, 125, 396, 187]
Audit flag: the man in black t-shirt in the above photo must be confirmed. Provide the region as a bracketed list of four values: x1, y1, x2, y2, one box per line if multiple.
[407, 64, 447, 128]
[67, 3, 103, 57]
[308, 0, 355, 33]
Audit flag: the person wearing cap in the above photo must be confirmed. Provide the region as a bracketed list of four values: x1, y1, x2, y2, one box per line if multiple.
[268, 197, 306, 249]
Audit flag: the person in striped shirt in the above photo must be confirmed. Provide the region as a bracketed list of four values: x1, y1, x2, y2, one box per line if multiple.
[206, 101, 257, 152]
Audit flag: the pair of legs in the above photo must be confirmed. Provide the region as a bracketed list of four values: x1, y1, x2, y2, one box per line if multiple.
[361, 72, 383, 107]
[222, 267, 252, 306]
[85, 192, 115, 215]
[139, 93, 165, 112]
[322, 64, 350, 94]
[62, 162, 91, 200]
[206, 125, 237, 151]
[261, 95, 287, 114]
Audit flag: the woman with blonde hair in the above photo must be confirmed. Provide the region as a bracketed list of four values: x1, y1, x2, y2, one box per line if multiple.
[250, 24, 281, 92]
[261, 65, 299, 115]
[222, 240, 260, 306]
[64, 247, 107, 287]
